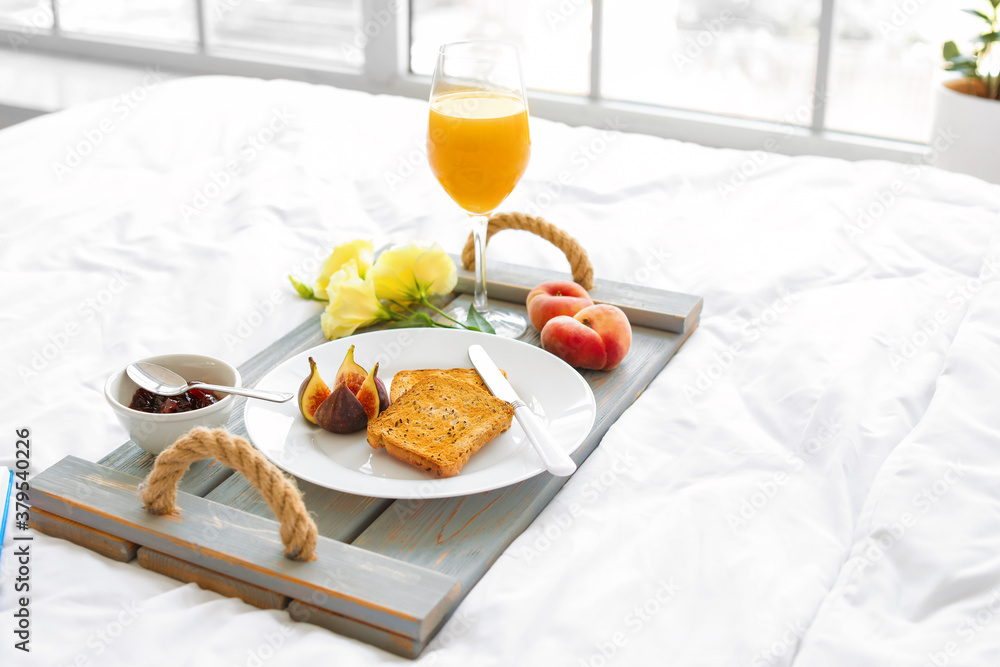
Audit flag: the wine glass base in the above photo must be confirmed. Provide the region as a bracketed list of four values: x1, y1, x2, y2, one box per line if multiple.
[448, 304, 528, 339]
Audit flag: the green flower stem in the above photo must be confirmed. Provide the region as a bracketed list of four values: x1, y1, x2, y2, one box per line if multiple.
[406, 276, 467, 327]
[419, 297, 468, 328]
[381, 299, 459, 331]
[379, 304, 410, 322]
[388, 300, 416, 314]
[389, 297, 465, 328]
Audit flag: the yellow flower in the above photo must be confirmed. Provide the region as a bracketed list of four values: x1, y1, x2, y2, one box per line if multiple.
[314, 239, 374, 295]
[320, 260, 389, 340]
[368, 242, 457, 303]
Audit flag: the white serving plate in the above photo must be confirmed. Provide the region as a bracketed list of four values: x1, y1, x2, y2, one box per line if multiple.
[244, 328, 596, 499]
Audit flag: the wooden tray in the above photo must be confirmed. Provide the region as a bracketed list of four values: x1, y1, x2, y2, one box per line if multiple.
[29, 256, 701, 658]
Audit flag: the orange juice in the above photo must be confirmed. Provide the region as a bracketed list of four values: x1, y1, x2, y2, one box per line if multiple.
[428, 91, 531, 215]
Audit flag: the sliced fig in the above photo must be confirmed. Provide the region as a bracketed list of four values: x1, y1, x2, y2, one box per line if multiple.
[335, 345, 367, 395]
[356, 363, 384, 421]
[298, 356, 331, 424]
[314, 383, 369, 434]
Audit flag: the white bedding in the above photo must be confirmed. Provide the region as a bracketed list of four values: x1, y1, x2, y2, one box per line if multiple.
[2, 75, 1000, 666]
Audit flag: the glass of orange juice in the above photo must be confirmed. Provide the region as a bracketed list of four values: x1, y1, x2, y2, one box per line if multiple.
[428, 41, 531, 338]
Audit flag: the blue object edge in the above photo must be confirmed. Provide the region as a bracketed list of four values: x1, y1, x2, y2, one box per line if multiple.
[0, 469, 13, 565]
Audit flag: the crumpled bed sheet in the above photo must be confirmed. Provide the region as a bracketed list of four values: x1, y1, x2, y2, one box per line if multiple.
[2, 75, 1000, 666]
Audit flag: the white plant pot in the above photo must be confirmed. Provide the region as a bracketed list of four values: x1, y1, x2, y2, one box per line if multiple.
[931, 79, 1000, 184]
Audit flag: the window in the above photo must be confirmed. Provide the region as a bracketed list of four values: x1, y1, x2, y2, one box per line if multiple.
[826, 0, 983, 142]
[410, 0, 962, 146]
[58, 0, 197, 45]
[602, 1, 822, 125]
[0, 0, 364, 66]
[411, 0, 591, 95]
[208, 0, 363, 66]
[0, 0, 951, 159]
[0, 0, 52, 30]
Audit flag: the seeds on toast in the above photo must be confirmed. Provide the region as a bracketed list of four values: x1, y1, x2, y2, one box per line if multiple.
[388, 368, 506, 403]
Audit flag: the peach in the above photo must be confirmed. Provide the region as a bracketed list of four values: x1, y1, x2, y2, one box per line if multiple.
[526, 281, 594, 332]
[540, 304, 632, 370]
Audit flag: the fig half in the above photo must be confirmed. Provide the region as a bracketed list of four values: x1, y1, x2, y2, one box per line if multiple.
[356, 363, 391, 421]
[298, 357, 331, 424]
[335, 345, 367, 395]
[376, 375, 389, 415]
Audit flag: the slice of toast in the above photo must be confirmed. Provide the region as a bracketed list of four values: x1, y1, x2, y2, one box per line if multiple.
[368, 375, 515, 478]
[389, 368, 506, 403]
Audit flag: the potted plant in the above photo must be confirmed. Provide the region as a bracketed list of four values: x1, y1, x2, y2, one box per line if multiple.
[932, 1, 1000, 183]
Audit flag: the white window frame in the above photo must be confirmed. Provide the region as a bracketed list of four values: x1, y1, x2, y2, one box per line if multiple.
[0, 0, 927, 162]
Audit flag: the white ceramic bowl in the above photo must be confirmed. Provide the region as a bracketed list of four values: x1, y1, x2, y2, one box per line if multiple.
[105, 353, 241, 456]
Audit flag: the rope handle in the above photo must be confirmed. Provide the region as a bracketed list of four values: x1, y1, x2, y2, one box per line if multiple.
[138, 427, 318, 562]
[462, 212, 595, 290]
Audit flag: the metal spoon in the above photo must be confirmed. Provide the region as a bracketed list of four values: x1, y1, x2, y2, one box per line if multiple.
[127, 361, 293, 403]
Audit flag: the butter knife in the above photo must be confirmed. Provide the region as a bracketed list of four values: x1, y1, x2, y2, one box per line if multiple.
[468, 344, 577, 477]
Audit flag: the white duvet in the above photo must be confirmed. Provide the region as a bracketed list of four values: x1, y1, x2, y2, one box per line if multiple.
[2, 75, 1000, 666]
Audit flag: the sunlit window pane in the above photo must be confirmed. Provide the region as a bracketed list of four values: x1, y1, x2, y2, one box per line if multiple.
[826, 1, 984, 142]
[0, 0, 52, 29]
[410, 0, 591, 96]
[602, 0, 821, 125]
[208, 0, 363, 66]
[58, 0, 197, 45]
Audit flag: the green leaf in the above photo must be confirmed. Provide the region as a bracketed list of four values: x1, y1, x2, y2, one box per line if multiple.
[944, 56, 979, 71]
[943, 40, 962, 60]
[465, 304, 496, 335]
[945, 62, 980, 74]
[977, 31, 1000, 43]
[963, 8, 993, 23]
[991, 0, 1000, 10]
[289, 275, 316, 300]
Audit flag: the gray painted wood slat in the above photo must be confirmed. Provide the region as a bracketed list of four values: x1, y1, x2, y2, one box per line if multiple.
[287, 600, 419, 659]
[31, 456, 461, 642]
[97, 446, 232, 498]
[454, 254, 703, 335]
[29, 508, 139, 562]
[352, 294, 695, 591]
[137, 548, 290, 610]
[204, 474, 394, 543]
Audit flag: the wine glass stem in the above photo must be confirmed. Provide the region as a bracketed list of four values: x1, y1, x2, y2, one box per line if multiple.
[470, 213, 490, 313]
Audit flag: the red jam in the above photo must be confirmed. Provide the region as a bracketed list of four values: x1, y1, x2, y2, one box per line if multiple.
[129, 386, 220, 414]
